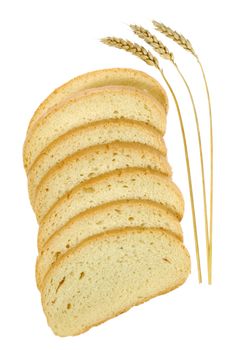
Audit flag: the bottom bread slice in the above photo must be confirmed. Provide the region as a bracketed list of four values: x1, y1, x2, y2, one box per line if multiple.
[38, 168, 184, 250]
[41, 227, 191, 336]
[36, 199, 183, 289]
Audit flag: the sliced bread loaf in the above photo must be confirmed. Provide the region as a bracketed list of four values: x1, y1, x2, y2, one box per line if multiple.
[23, 86, 166, 171]
[38, 168, 184, 250]
[36, 199, 183, 289]
[41, 227, 190, 336]
[26, 68, 168, 136]
[33, 142, 172, 221]
[27, 120, 166, 205]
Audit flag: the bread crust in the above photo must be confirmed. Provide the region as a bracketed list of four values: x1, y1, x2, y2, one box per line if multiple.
[27, 118, 166, 174]
[38, 167, 184, 244]
[36, 199, 184, 288]
[23, 85, 167, 170]
[41, 227, 190, 336]
[33, 142, 172, 220]
[38, 198, 183, 251]
[47, 279, 188, 337]
[33, 140, 171, 200]
[27, 68, 168, 134]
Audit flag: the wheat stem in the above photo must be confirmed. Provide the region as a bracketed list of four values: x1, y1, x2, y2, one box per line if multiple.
[101, 36, 202, 282]
[174, 62, 210, 279]
[130, 24, 209, 281]
[160, 69, 202, 283]
[153, 21, 214, 284]
[197, 59, 213, 284]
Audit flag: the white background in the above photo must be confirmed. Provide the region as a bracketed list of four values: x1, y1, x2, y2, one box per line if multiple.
[0, 0, 237, 348]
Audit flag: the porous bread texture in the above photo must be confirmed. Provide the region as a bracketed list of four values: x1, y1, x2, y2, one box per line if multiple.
[36, 199, 183, 289]
[23, 86, 166, 171]
[33, 142, 172, 221]
[41, 227, 190, 337]
[38, 168, 184, 251]
[22, 67, 192, 337]
[26, 68, 168, 136]
[27, 120, 167, 205]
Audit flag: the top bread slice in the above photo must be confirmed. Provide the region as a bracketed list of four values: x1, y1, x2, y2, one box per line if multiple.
[41, 227, 190, 336]
[38, 168, 184, 250]
[26, 68, 168, 137]
[27, 119, 166, 206]
[33, 142, 172, 221]
[23, 85, 167, 171]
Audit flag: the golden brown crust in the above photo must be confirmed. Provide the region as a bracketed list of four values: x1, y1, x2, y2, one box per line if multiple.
[54, 279, 187, 336]
[38, 167, 184, 226]
[38, 198, 183, 252]
[33, 141, 171, 209]
[24, 84, 166, 140]
[27, 68, 168, 134]
[41, 227, 190, 336]
[23, 85, 167, 170]
[42, 227, 189, 282]
[36, 200, 184, 288]
[27, 118, 166, 174]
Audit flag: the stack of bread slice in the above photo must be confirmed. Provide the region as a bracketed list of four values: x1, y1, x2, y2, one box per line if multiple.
[23, 68, 191, 337]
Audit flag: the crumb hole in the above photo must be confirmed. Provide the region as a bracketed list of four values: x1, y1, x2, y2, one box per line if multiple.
[54, 251, 61, 259]
[56, 276, 65, 293]
[79, 272, 85, 280]
[83, 187, 95, 193]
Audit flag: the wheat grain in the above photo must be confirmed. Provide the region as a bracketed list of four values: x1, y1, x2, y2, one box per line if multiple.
[153, 21, 197, 56]
[130, 25, 174, 61]
[101, 37, 160, 68]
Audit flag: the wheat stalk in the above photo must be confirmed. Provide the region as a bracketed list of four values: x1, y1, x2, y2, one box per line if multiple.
[101, 36, 202, 283]
[153, 21, 214, 284]
[130, 24, 210, 284]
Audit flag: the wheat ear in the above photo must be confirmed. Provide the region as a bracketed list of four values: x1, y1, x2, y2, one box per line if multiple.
[153, 21, 197, 56]
[101, 36, 202, 283]
[153, 21, 213, 284]
[101, 38, 160, 67]
[130, 24, 209, 284]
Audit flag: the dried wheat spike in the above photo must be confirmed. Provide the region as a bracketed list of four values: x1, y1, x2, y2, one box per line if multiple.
[130, 24, 174, 62]
[101, 37, 160, 68]
[153, 21, 197, 57]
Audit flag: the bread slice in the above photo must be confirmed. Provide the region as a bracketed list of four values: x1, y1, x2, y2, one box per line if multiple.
[41, 227, 190, 336]
[33, 142, 172, 221]
[38, 168, 184, 250]
[26, 68, 168, 136]
[23, 86, 166, 171]
[27, 120, 166, 205]
[36, 199, 183, 289]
